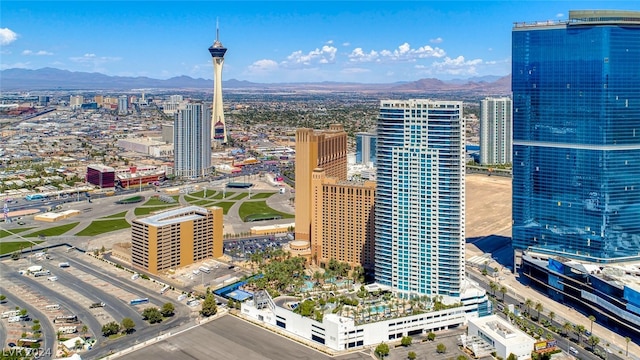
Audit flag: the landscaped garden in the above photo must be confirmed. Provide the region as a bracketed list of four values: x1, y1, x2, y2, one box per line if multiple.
[0, 228, 34, 238]
[75, 219, 131, 236]
[24, 222, 80, 238]
[0, 241, 43, 255]
[238, 200, 294, 222]
[241, 250, 461, 325]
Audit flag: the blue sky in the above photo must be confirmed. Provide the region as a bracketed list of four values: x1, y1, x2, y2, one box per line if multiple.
[2, 1, 640, 83]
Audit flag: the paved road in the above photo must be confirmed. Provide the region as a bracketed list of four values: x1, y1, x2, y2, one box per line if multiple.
[117, 314, 334, 360]
[52, 250, 190, 320]
[0, 265, 94, 357]
[50, 263, 149, 331]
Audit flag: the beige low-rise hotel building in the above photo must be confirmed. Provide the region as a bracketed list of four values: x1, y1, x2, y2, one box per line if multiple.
[131, 206, 223, 274]
[311, 168, 376, 270]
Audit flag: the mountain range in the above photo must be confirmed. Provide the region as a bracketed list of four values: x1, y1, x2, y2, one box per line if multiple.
[0, 67, 511, 94]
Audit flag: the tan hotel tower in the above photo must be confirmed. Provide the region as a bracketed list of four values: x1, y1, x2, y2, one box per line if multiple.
[131, 206, 223, 275]
[295, 124, 348, 242]
[311, 169, 376, 270]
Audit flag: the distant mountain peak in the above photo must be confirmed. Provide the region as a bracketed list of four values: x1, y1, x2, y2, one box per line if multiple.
[0, 67, 511, 93]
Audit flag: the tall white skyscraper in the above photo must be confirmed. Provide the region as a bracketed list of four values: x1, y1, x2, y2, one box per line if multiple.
[174, 102, 211, 178]
[479, 97, 512, 165]
[118, 95, 128, 115]
[208, 23, 227, 144]
[375, 99, 465, 301]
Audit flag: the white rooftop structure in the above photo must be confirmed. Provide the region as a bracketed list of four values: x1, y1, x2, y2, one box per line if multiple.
[467, 315, 535, 360]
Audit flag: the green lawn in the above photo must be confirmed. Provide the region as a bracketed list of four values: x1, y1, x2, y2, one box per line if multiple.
[0, 241, 44, 255]
[75, 219, 131, 236]
[238, 201, 294, 222]
[213, 191, 234, 199]
[24, 222, 80, 238]
[143, 198, 174, 206]
[248, 192, 276, 200]
[100, 211, 128, 219]
[116, 195, 144, 204]
[211, 201, 235, 215]
[0, 228, 34, 238]
[189, 190, 218, 198]
[134, 205, 180, 216]
[183, 195, 199, 203]
[228, 192, 248, 200]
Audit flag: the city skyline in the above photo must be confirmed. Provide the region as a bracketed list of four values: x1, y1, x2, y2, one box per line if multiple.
[2, 1, 639, 84]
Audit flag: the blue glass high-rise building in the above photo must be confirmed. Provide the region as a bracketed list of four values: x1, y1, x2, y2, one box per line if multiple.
[355, 132, 377, 166]
[375, 99, 465, 299]
[512, 10, 640, 262]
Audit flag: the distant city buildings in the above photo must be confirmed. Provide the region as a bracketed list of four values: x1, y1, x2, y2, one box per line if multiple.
[173, 102, 211, 178]
[209, 24, 228, 144]
[355, 132, 377, 166]
[479, 97, 512, 165]
[117, 95, 128, 115]
[311, 168, 376, 270]
[294, 124, 347, 242]
[512, 10, 640, 263]
[375, 99, 465, 300]
[131, 206, 223, 275]
[69, 95, 83, 110]
[86, 164, 115, 188]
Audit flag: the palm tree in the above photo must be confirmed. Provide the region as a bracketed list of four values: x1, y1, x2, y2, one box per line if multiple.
[576, 324, 586, 344]
[626, 337, 631, 356]
[563, 322, 573, 337]
[535, 301, 544, 322]
[588, 336, 600, 351]
[499, 286, 508, 302]
[489, 282, 498, 297]
[524, 298, 533, 317]
[588, 315, 596, 334]
[81, 325, 88, 339]
[549, 311, 556, 325]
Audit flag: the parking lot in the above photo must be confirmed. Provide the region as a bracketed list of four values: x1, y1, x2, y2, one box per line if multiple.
[223, 235, 291, 261]
[0, 247, 196, 357]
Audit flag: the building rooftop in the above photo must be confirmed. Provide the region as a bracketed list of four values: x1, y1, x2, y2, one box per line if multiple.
[469, 314, 532, 342]
[135, 206, 213, 227]
[514, 9, 640, 29]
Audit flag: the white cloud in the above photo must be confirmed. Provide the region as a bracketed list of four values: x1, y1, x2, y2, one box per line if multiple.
[348, 48, 379, 62]
[342, 42, 350, 47]
[0, 28, 18, 45]
[247, 59, 279, 73]
[556, 13, 564, 18]
[22, 49, 53, 56]
[341, 67, 370, 74]
[282, 45, 337, 67]
[326, 40, 334, 45]
[349, 42, 445, 63]
[430, 37, 443, 44]
[69, 53, 121, 72]
[0, 61, 31, 70]
[429, 55, 483, 75]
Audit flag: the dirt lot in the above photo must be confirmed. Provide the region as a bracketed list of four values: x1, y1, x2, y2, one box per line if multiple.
[465, 174, 512, 256]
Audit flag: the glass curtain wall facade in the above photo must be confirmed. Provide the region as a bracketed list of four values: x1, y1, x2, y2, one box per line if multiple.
[356, 132, 378, 166]
[375, 99, 465, 299]
[512, 10, 640, 262]
[174, 103, 212, 178]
